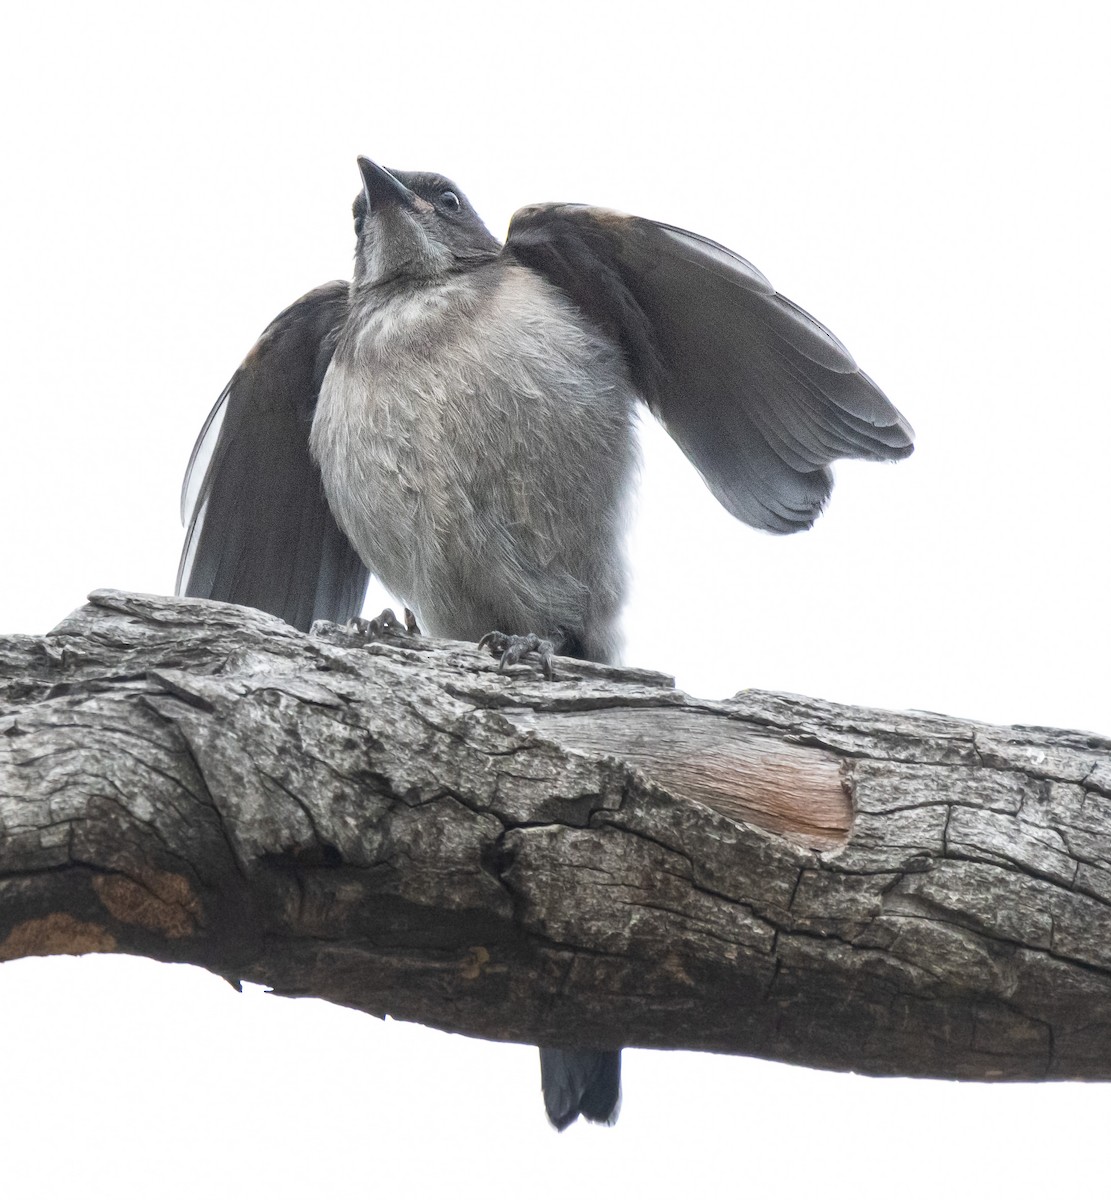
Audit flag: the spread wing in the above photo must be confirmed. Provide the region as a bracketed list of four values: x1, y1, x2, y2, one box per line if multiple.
[177, 281, 369, 630]
[506, 205, 913, 533]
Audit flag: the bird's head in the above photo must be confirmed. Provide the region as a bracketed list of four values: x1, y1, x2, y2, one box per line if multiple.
[351, 158, 501, 288]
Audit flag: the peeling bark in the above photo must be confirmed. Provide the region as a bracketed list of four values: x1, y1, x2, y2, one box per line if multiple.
[1, 589, 1109, 1080]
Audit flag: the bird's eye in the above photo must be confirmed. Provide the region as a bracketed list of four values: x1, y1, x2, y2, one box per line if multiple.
[439, 190, 461, 213]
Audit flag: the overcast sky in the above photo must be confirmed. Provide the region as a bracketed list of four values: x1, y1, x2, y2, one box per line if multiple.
[2, 3, 1109, 1197]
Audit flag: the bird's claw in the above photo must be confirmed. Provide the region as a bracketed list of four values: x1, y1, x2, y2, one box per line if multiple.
[478, 630, 557, 680]
[347, 607, 421, 642]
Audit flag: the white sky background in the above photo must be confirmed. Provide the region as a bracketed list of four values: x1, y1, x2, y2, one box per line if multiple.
[1, 3, 1109, 1197]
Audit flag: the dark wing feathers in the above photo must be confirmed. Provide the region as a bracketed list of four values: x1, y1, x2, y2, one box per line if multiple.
[506, 205, 913, 534]
[654, 223, 774, 295]
[177, 281, 368, 630]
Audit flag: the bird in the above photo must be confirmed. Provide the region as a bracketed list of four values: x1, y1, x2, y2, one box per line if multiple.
[178, 156, 914, 1129]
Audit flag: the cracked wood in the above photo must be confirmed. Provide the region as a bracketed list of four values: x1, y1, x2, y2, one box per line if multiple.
[1, 589, 1110, 1079]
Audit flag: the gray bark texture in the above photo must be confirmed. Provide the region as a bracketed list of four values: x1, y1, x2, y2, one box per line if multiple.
[2, 589, 1110, 1080]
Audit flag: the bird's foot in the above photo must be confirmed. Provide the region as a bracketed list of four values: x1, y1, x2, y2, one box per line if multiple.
[347, 607, 421, 642]
[477, 630, 557, 680]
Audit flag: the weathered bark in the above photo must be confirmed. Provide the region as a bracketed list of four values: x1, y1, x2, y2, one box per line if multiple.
[1, 589, 1109, 1080]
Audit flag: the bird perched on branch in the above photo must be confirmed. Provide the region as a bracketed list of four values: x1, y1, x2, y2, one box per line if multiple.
[178, 157, 914, 1129]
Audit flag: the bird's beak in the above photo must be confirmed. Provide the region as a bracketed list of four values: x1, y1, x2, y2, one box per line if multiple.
[357, 157, 416, 210]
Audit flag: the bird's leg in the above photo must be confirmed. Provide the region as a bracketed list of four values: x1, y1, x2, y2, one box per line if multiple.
[477, 630, 558, 680]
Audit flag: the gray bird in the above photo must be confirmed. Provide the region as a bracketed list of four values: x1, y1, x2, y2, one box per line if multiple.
[178, 157, 914, 1129]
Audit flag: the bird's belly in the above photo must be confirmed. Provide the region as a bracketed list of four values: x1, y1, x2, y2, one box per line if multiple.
[311, 288, 637, 653]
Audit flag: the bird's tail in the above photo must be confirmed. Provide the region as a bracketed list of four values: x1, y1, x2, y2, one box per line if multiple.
[539, 1048, 621, 1130]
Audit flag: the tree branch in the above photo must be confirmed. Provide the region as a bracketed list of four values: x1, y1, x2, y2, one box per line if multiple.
[2, 590, 1109, 1079]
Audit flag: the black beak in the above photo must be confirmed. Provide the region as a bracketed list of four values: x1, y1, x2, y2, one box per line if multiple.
[357, 157, 415, 210]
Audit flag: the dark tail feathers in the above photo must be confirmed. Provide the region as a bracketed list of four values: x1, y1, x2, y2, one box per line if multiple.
[539, 1048, 621, 1130]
